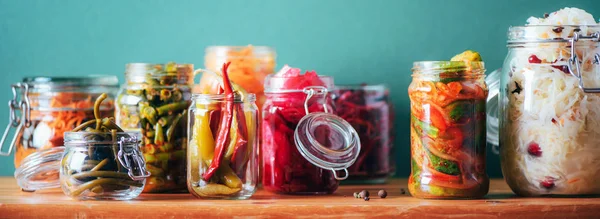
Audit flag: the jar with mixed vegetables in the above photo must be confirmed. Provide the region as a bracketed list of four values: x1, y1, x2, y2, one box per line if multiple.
[188, 62, 258, 199]
[408, 51, 489, 199]
[0, 76, 117, 171]
[115, 63, 192, 193]
[261, 65, 360, 194]
[334, 84, 395, 184]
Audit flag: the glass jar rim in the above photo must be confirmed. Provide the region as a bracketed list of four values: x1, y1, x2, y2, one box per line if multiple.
[64, 131, 142, 146]
[125, 63, 194, 77]
[507, 25, 600, 43]
[412, 61, 485, 74]
[334, 84, 388, 91]
[264, 74, 335, 93]
[21, 75, 119, 92]
[205, 45, 276, 58]
[192, 93, 256, 102]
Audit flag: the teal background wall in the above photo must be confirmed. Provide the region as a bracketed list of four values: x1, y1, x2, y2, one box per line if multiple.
[0, 0, 598, 177]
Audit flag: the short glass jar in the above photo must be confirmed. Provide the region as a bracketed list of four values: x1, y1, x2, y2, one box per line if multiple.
[15, 131, 149, 200]
[261, 66, 360, 194]
[1, 76, 117, 168]
[187, 93, 258, 199]
[198, 45, 276, 110]
[115, 63, 192, 193]
[333, 84, 395, 184]
[408, 61, 489, 199]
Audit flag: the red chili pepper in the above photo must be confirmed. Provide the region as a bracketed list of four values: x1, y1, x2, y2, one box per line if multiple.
[203, 62, 234, 181]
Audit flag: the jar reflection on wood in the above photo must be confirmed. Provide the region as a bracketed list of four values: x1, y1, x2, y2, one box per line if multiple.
[115, 63, 192, 193]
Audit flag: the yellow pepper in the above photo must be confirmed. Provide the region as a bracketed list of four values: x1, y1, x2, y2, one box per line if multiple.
[191, 183, 241, 197]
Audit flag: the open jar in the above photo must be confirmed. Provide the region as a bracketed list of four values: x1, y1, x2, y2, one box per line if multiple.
[261, 66, 360, 194]
[488, 24, 600, 196]
[14, 131, 149, 200]
[333, 84, 395, 184]
[409, 61, 489, 199]
[115, 63, 192, 193]
[0, 76, 117, 167]
[187, 93, 258, 199]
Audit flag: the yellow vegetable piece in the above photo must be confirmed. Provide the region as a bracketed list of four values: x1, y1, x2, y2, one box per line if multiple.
[450, 50, 482, 62]
[218, 165, 243, 189]
[192, 183, 242, 197]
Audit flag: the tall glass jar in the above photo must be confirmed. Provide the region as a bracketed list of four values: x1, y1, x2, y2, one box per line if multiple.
[261, 66, 360, 194]
[115, 63, 192, 193]
[491, 25, 600, 196]
[333, 84, 395, 184]
[14, 131, 150, 200]
[187, 94, 258, 199]
[409, 61, 489, 199]
[198, 45, 276, 110]
[1, 76, 117, 168]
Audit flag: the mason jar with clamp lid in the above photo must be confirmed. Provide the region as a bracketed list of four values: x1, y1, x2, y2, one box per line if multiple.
[0, 76, 118, 168]
[486, 11, 600, 196]
[261, 65, 360, 194]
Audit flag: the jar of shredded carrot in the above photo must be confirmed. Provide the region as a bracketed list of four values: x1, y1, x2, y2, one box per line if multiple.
[0, 76, 118, 169]
[197, 45, 276, 110]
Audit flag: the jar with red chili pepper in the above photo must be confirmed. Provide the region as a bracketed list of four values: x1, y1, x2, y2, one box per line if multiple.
[333, 84, 395, 184]
[409, 60, 489, 199]
[261, 65, 360, 195]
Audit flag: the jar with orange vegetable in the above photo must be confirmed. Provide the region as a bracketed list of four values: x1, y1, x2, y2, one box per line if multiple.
[198, 45, 276, 109]
[0, 76, 117, 174]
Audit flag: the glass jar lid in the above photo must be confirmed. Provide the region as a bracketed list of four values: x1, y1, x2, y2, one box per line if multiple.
[14, 146, 64, 191]
[22, 75, 119, 93]
[293, 87, 360, 180]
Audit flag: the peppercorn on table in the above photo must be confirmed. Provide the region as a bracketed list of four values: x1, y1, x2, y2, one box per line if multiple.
[1, 177, 599, 218]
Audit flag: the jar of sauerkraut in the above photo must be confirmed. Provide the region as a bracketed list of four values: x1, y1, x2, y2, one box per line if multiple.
[489, 8, 600, 196]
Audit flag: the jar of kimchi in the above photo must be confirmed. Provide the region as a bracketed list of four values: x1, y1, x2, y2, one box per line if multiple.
[0, 76, 117, 168]
[488, 8, 600, 197]
[409, 61, 489, 199]
[261, 65, 360, 194]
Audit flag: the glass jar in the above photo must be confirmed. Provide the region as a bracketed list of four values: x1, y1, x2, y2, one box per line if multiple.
[409, 61, 489, 199]
[14, 131, 149, 200]
[261, 66, 360, 194]
[489, 25, 600, 196]
[115, 63, 192, 193]
[198, 45, 276, 110]
[187, 94, 258, 199]
[333, 84, 395, 184]
[0, 76, 118, 168]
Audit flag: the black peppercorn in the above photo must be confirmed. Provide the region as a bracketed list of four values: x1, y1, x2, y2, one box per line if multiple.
[378, 190, 388, 198]
[364, 196, 370, 201]
[359, 190, 369, 198]
[400, 188, 406, 195]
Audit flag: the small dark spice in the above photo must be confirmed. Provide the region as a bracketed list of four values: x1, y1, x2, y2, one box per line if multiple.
[364, 196, 370, 201]
[543, 13, 549, 18]
[378, 190, 388, 198]
[552, 26, 564, 33]
[511, 81, 522, 94]
[359, 190, 370, 198]
[574, 28, 581, 32]
[400, 188, 406, 195]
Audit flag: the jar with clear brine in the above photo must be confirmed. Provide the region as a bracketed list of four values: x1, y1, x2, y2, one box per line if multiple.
[0, 76, 117, 169]
[115, 63, 192, 193]
[187, 93, 258, 199]
[409, 61, 489, 199]
[489, 9, 600, 196]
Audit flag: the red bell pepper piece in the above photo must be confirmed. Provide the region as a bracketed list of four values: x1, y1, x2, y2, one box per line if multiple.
[203, 62, 234, 181]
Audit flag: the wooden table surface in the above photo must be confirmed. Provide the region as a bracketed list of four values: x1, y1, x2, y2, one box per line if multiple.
[1, 177, 599, 218]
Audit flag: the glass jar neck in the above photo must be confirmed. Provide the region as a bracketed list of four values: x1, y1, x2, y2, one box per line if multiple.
[125, 63, 193, 86]
[192, 93, 256, 104]
[411, 61, 485, 81]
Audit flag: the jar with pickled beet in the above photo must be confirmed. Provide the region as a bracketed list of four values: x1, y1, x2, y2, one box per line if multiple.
[14, 131, 150, 200]
[115, 63, 192, 193]
[487, 8, 600, 196]
[0, 76, 117, 168]
[261, 65, 360, 194]
[409, 61, 489, 199]
[198, 45, 276, 110]
[333, 84, 395, 184]
[187, 93, 258, 199]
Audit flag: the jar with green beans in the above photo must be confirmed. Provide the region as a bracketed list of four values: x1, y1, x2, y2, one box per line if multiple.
[115, 63, 192, 193]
